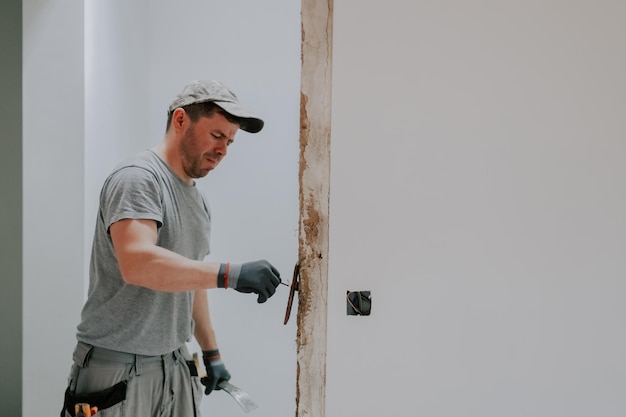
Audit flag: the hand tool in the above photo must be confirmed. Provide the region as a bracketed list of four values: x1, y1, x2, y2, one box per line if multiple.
[193, 353, 259, 413]
[217, 380, 259, 413]
[283, 262, 300, 325]
[75, 403, 98, 417]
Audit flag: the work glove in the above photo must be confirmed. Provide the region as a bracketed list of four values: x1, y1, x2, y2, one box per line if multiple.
[217, 260, 281, 303]
[201, 349, 231, 395]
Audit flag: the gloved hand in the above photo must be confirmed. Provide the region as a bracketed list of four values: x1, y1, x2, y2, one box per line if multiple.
[218, 260, 281, 303]
[200, 349, 231, 395]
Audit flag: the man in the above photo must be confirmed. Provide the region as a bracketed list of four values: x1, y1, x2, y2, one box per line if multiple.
[60, 80, 282, 417]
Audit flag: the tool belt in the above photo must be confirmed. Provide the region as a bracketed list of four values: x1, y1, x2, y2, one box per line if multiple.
[61, 342, 197, 416]
[62, 381, 127, 417]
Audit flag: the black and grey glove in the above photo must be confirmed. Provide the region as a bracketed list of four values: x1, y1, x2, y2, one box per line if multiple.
[217, 260, 281, 303]
[200, 349, 231, 395]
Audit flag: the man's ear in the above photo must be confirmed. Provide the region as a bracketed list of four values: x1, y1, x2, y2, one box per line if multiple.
[171, 108, 188, 132]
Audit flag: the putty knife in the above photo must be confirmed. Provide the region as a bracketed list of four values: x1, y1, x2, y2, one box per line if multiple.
[218, 380, 259, 413]
[193, 353, 258, 413]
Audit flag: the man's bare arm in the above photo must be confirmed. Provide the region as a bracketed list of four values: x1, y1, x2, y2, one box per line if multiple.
[110, 218, 219, 292]
[193, 290, 219, 351]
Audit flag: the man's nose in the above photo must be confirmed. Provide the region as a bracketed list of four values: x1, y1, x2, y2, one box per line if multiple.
[215, 142, 228, 156]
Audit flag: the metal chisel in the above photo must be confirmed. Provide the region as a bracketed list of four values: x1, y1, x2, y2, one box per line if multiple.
[218, 380, 259, 413]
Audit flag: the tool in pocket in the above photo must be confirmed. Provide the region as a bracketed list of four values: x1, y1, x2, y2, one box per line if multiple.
[75, 403, 98, 417]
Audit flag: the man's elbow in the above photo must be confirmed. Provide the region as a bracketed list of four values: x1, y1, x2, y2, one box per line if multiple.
[117, 256, 150, 287]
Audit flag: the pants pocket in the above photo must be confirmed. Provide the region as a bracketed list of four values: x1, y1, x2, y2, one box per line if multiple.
[61, 380, 127, 417]
[190, 375, 204, 415]
[185, 359, 204, 416]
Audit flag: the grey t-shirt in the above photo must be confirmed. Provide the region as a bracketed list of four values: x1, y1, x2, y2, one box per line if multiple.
[77, 150, 211, 355]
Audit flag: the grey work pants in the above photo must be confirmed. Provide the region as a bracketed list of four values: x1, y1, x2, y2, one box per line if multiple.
[61, 342, 203, 417]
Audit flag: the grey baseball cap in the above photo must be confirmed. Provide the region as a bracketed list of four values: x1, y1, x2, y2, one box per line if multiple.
[168, 80, 264, 133]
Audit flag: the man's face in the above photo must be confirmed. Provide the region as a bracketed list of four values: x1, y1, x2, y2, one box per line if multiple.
[179, 112, 239, 179]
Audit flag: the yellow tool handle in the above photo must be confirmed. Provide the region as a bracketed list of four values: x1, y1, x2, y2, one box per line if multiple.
[75, 403, 98, 416]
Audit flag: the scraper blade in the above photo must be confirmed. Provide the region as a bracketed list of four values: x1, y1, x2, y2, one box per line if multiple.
[218, 380, 259, 413]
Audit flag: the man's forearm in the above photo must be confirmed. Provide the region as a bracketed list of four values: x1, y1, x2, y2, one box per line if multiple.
[193, 289, 219, 350]
[119, 244, 220, 292]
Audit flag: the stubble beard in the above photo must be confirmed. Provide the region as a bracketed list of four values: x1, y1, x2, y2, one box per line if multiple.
[180, 126, 211, 179]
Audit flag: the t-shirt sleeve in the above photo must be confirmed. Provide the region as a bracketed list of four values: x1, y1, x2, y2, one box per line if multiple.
[100, 166, 163, 232]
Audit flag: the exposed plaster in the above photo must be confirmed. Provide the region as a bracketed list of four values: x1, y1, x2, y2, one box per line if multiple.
[297, 0, 333, 416]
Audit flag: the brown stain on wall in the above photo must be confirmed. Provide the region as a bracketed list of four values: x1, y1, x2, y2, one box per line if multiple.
[295, 90, 309, 413]
[299, 92, 309, 189]
[297, 89, 324, 343]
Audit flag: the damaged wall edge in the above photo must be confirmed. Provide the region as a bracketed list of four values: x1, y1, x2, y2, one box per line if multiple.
[297, 0, 333, 416]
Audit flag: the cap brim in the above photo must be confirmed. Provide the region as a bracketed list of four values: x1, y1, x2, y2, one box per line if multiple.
[215, 101, 264, 133]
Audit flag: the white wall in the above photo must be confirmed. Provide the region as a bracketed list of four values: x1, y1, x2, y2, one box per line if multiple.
[23, 1, 85, 416]
[24, 1, 300, 416]
[328, 1, 626, 416]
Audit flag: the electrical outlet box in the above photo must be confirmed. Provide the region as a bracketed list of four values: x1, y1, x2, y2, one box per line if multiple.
[346, 291, 371, 316]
